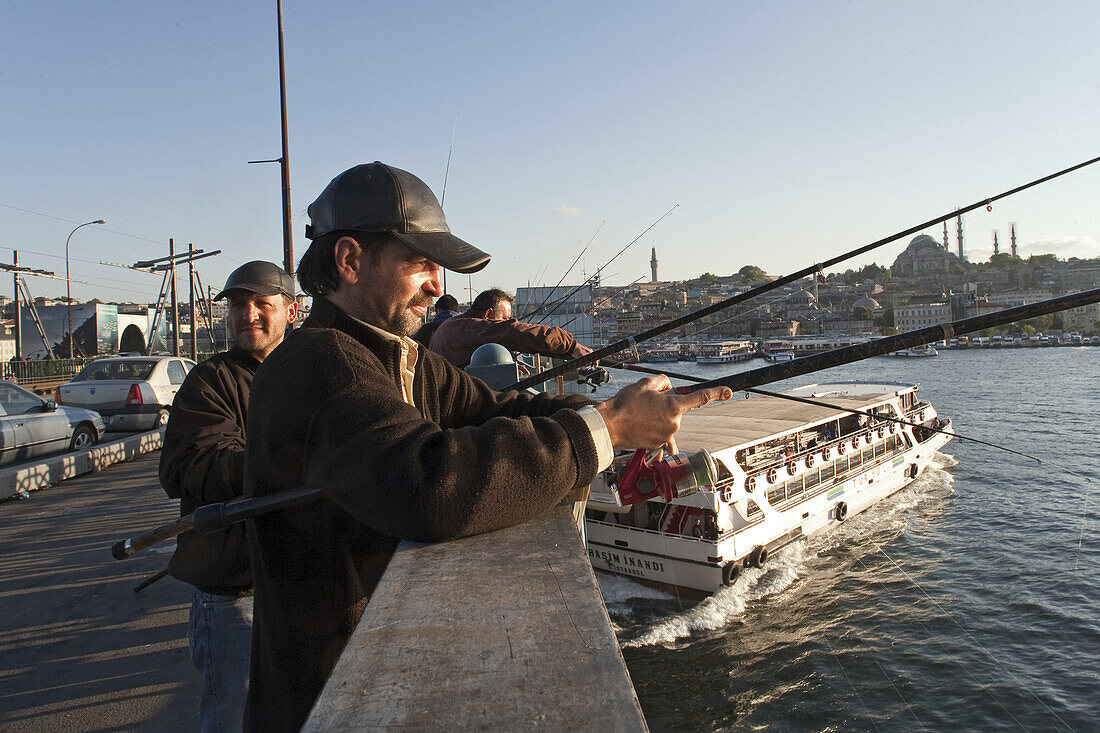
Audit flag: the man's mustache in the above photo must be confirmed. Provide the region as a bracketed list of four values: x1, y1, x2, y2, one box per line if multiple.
[409, 294, 433, 308]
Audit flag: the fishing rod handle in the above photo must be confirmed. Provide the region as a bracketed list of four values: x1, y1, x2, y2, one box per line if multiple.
[111, 487, 324, 561]
[112, 514, 195, 560]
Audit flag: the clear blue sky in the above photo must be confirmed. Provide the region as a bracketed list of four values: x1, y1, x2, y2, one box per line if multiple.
[2, 1, 1098, 303]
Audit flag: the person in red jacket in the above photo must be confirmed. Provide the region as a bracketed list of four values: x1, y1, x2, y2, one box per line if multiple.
[428, 288, 592, 368]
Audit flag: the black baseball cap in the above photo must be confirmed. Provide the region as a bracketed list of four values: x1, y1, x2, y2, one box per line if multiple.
[304, 162, 491, 274]
[214, 261, 296, 301]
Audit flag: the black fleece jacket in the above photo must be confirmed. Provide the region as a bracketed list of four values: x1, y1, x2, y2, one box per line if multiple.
[160, 346, 258, 593]
[243, 297, 598, 732]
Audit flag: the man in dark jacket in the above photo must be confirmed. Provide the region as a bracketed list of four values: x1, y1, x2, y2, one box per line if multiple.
[242, 162, 730, 731]
[428, 287, 593, 367]
[411, 292, 459, 347]
[160, 260, 297, 732]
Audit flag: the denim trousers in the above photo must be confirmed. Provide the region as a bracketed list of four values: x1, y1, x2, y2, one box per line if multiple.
[188, 588, 253, 733]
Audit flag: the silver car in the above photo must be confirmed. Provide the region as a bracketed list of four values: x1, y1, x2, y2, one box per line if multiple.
[56, 356, 197, 431]
[0, 380, 106, 465]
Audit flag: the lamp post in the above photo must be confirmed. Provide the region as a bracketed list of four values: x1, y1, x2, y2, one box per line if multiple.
[66, 219, 106, 358]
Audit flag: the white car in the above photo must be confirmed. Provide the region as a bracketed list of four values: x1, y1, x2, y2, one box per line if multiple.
[0, 381, 106, 465]
[56, 356, 197, 431]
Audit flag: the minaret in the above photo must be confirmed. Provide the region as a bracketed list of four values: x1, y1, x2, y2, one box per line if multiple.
[993, 230, 1000, 255]
[956, 212, 965, 261]
[942, 221, 949, 249]
[650, 247, 658, 283]
[1010, 223, 1018, 258]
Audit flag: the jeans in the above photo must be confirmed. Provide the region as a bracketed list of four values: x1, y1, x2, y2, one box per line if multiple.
[188, 589, 253, 733]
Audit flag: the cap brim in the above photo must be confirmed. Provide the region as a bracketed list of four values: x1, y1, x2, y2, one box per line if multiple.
[213, 283, 291, 301]
[391, 231, 491, 274]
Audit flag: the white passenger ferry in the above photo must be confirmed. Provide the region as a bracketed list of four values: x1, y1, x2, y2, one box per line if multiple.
[585, 382, 952, 597]
[696, 340, 755, 363]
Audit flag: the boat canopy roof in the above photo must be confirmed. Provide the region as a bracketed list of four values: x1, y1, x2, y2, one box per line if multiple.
[673, 382, 916, 452]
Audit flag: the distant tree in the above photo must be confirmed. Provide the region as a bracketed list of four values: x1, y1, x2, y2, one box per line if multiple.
[1027, 253, 1059, 267]
[699, 272, 718, 283]
[738, 265, 766, 282]
[857, 263, 890, 281]
[1022, 314, 1054, 333]
[883, 326, 899, 335]
[989, 252, 1022, 269]
[874, 307, 894, 330]
[852, 305, 874, 320]
[1021, 325, 1037, 337]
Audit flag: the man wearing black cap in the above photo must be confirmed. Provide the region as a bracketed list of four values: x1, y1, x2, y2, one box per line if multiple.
[242, 163, 730, 731]
[160, 260, 297, 732]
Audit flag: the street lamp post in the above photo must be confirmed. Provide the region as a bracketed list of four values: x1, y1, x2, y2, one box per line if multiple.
[66, 219, 106, 358]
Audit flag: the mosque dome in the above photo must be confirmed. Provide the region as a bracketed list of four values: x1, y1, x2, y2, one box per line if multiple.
[853, 296, 881, 310]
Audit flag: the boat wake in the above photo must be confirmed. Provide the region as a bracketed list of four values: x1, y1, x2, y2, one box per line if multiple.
[603, 452, 957, 647]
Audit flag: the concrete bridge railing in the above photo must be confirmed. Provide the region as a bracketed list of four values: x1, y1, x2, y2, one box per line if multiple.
[304, 504, 648, 731]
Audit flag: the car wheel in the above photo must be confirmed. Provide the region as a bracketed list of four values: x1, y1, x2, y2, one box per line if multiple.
[69, 425, 97, 452]
[156, 409, 170, 427]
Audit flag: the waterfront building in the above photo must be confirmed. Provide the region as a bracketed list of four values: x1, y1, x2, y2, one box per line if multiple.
[894, 302, 952, 331]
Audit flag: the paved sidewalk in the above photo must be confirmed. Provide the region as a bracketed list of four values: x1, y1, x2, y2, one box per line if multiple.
[0, 453, 199, 731]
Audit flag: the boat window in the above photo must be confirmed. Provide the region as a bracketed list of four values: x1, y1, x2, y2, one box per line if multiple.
[767, 484, 786, 506]
[790, 475, 807, 497]
[820, 462, 836, 483]
[714, 458, 734, 482]
[803, 469, 820, 491]
[746, 500, 761, 518]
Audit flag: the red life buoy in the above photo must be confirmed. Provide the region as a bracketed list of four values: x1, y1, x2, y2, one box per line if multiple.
[767, 468, 777, 484]
[823, 446, 832, 460]
[806, 453, 815, 468]
[838, 441, 847, 455]
[745, 476, 755, 492]
[787, 461, 797, 476]
[852, 437, 860, 450]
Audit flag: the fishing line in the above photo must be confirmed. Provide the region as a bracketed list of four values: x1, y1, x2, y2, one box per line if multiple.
[1074, 482, 1092, 572]
[851, 527, 1077, 731]
[839, 541, 1029, 731]
[521, 220, 605, 320]
[817, 618, 884, 733]
[532, 205, 678, 325]
[609, 362, 1093, 484]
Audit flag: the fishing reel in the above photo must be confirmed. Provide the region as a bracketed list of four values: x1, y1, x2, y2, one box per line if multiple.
[610, 447, 717, 506]
[576, 365, 611, 392]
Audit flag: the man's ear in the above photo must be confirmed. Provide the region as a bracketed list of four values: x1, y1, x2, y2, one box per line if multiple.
[286, 299, 299, 323]
[333, 236, 362, 285]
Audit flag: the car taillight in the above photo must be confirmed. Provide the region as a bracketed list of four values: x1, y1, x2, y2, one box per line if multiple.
[54, 387, 62, 405]
[126, 384, 143, 405]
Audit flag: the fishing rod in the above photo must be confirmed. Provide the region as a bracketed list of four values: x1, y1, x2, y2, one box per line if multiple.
[112, 287, 1100, 560]
[506, 154, 1100, 391]
[520, 220, 605, 320]
[611, 362, 1093, 482]
[556, 276, 645, 332]
[668, 286, 1100, 396]
[531, 205, 678, 325]
[439, 113, 459, 294]
[111, 487, 320, 560]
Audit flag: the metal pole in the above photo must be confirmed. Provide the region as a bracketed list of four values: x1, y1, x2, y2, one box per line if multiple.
[13, 251, 20, 360]
[170, 239, 180, 356]
[65, 219, 105, 358]
[277, 0, 294, 277]
[188, 243, 197, 361]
